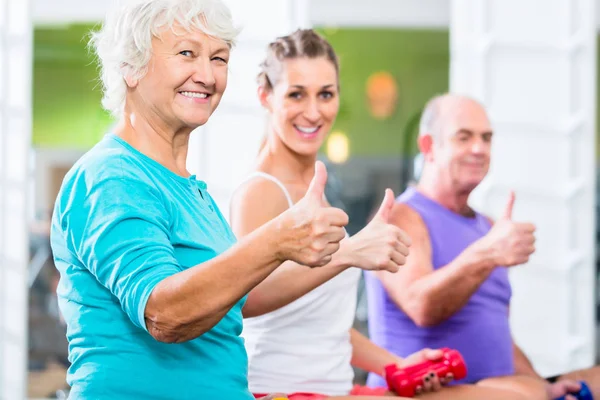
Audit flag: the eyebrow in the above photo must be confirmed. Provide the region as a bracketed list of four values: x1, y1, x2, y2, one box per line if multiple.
[456, 128, 494, 136]
[173, 38, 201, 49]
[173, 39, 229, 53]
[290, 84, 336, 90]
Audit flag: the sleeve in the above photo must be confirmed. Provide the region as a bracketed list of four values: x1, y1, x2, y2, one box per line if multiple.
[63, 173, 182, 331]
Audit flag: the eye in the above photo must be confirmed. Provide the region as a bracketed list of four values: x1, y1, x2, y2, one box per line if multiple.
[179, 50, 193, 57]
[289, 92, 302, 100]
[320, 91, 334, 99]
[212, 56, 228, 64]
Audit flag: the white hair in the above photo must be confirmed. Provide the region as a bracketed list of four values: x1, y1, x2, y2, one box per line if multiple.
[89, 0, 241, 116]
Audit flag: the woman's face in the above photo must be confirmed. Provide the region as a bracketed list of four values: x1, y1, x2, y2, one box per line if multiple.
[262, 57, 339, 156]
[128, 24, 230, 130]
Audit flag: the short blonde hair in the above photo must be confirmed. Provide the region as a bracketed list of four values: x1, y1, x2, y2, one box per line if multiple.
[90, 0, 241, 116]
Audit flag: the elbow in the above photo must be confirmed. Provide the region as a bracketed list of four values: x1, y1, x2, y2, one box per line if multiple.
[146, 312, 213, 344]
[405, 299, 441, 328]
[145, 299, 213, 344]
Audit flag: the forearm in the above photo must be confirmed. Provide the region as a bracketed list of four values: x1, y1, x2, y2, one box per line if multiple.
[398, 243, 496, 327]
[350, 328, 401, 376]
[243, 239, 352, 317]
[145, 220, 282, 343]
[513, 342, 542, 379]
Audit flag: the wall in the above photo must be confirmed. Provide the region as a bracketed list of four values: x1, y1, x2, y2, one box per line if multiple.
[33, 24, 114, 149]
[318, 28, 449, 157]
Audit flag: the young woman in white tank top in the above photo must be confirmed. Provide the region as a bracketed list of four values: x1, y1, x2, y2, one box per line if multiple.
[228, 29, 440, 400]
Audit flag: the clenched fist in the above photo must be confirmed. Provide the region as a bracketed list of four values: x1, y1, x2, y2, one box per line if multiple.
[345, 189, 411, 273]
[275, 161, 349, 267]
[479, 191, 536, 267]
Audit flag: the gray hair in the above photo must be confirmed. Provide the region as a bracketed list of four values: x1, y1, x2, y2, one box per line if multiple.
[89, 0, 241, 116]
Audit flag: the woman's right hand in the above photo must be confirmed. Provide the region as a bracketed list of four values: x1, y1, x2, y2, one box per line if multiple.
[274, 161, 349, 267]
[344, 189, 411, 273]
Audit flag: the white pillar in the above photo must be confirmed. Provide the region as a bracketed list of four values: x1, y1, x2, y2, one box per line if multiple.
[0, 0, 33, 398]
[188, 0, 307, 220]
[450, 0, 596, 376]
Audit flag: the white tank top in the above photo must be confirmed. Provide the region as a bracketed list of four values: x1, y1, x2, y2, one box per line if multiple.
[240, 172, 361, 396]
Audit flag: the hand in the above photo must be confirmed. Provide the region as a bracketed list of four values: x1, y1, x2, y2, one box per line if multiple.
[345, 189, 411, 273]
[546, 380, 581, 400]
[397, 348, 445, 393]
[479, 191, 536, 266]
[275, 161, 349, 267]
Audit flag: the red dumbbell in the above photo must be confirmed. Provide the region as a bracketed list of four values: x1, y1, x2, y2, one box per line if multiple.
[384, 348, 468, 397]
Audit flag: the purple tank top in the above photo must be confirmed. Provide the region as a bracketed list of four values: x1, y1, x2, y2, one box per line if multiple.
[365, 187, 514, 386]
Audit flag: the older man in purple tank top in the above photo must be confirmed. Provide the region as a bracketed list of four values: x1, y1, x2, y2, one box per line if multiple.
[364, 94, 600, 400]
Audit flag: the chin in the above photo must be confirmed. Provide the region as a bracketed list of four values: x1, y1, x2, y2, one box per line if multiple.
[293, 142, 323, 157]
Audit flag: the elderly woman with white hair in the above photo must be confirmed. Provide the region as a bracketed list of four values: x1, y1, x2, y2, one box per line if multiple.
[49, 1, 351, 399]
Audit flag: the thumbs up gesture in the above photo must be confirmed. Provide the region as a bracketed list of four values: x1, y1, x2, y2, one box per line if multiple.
[480, 191, 536, 267]
[275, 161, 349, 267]
[344, 189, 412, 273]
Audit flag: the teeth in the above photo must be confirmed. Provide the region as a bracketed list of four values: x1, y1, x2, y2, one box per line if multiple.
[296, 125, 318, 134]
[181, 91, 208, 99]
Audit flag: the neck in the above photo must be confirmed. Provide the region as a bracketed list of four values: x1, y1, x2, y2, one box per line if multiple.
[257, 129, 318, 185]
[115, 106, 193, 177]
[416, 166, 473, 215]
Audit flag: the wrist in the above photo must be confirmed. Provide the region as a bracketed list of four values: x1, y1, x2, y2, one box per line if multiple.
[263, 216, 290, 264]
[469, 240, 498, 271]
[330, 239, 353, 271]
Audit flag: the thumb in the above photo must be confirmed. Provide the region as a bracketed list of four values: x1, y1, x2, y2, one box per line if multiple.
[305, 160, 327, 201]
[423, 348, 444, 361]
[375, 189, 395, 222]
[502, 190, 515, 220]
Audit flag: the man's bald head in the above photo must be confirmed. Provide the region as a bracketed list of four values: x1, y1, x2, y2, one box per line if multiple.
[419, 94, 488, 140]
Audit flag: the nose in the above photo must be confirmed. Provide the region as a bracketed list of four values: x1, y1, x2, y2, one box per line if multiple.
[470, 138, 487, 154]
[304, 98, 321, 122]
[191, 57, 216, 88]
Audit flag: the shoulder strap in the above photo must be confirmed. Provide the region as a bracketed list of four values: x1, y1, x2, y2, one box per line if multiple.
[246, 172, 294, 208]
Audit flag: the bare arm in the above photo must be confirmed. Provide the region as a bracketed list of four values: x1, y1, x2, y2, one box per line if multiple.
[146, 161, 348, 342]
[513, 340, 541, 379]
[350, 328, 401, 376]
[145, 215, 285, 343]
[230, 178, 353, 318]
[375, 203, 496, 327]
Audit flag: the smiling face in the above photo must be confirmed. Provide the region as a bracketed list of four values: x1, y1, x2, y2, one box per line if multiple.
[260, 56, 339, 156]
[126, 24, 230, 130]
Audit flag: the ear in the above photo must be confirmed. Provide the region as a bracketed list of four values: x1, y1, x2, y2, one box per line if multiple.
[418, 134, 434, 162]
[257, 85, 272, 112]
[121, 64, 139, 89]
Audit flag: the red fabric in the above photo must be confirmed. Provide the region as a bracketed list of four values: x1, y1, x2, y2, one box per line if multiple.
[350, 385, 389, 396]
[253, 386, 388, 399]
[253, 393, 327, 400]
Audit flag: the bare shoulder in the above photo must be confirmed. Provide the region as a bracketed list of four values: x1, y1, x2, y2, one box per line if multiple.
[229, 176, 292, 236]
[389, 203, 426, 232]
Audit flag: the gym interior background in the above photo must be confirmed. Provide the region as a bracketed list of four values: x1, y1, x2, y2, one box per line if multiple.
[1, 0, 598, 398]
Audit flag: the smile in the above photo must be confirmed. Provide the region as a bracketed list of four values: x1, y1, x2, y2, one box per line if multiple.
[294, 125, 320, 134]
[180, 91, 210, 99]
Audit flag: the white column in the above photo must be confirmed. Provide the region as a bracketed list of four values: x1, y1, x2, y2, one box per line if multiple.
[0, 0, 33, 398]
[450, 0, 596, 376]
[189, 0, 306, 220]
